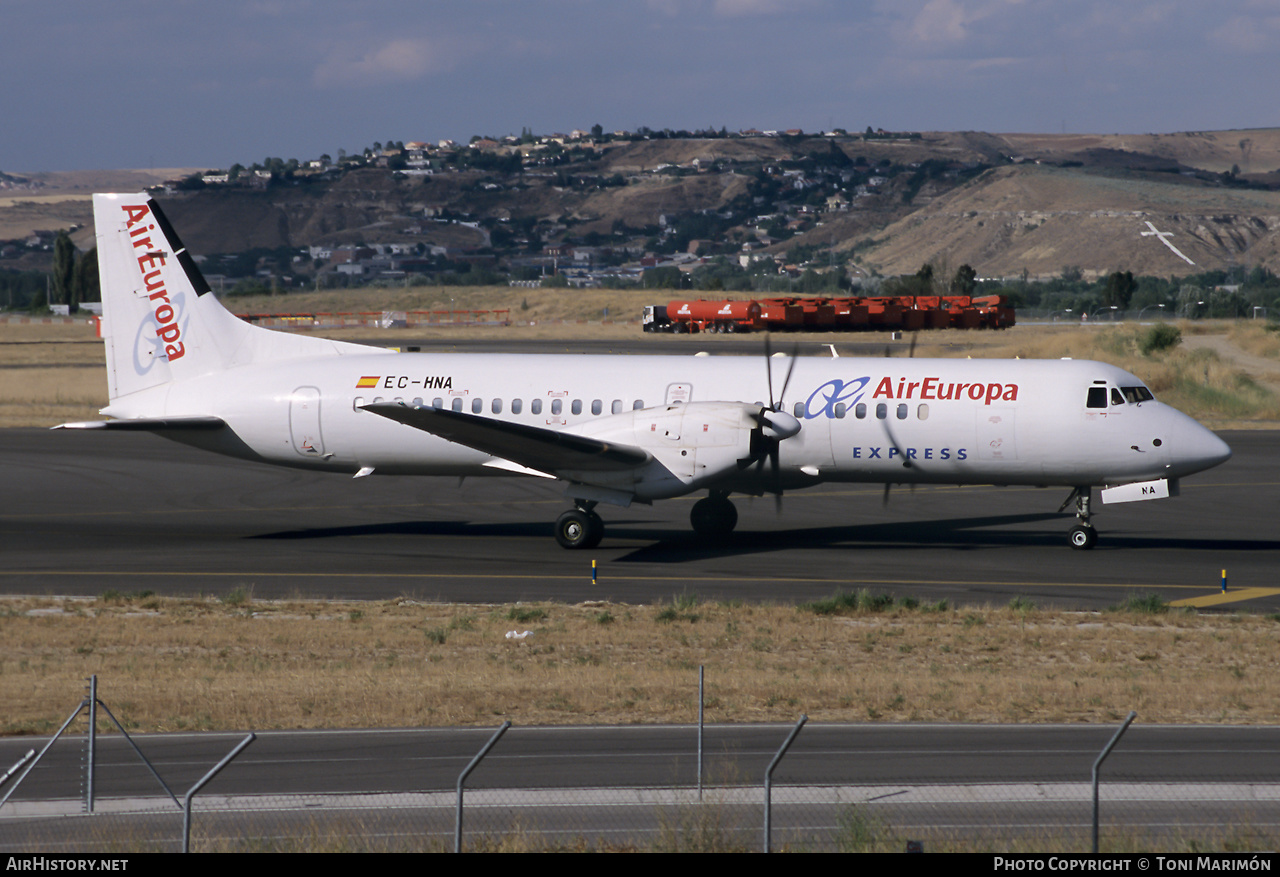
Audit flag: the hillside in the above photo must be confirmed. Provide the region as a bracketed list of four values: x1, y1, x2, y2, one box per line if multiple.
[4, 130, 1280, 282]
[848, 162, 1280, 278]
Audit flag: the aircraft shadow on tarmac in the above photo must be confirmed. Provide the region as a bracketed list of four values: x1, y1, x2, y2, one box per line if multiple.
[617, 521, 1280, 564]
[247, 511, 1280, 563]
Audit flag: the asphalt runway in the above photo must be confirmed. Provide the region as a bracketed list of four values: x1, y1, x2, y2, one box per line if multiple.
[1, 427, 1274, 609]
[4, 724, 1276, 798]
[4, 724, 1278, 851]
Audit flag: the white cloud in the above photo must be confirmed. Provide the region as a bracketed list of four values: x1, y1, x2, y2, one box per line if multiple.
[1209, 14, 1280, 53]
[903, 0, 1025, 45]
[313, 38, 453, 88]
[909, 0, 970, 43]
[713, 0, 795, 14]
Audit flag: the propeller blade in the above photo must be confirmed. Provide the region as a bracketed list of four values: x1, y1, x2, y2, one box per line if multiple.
[908, 332, 918, 359]
[771, 445, 783, 513]
[882, 419, 913, 470]
[764, 334, 775, 407]
[775, 344, 799, 409]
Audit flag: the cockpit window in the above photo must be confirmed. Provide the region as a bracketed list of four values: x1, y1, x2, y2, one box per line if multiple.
[1121, 386, 1154, 403]
[1087, 387, 1107, 409]
[1110, 388, 1125, 406]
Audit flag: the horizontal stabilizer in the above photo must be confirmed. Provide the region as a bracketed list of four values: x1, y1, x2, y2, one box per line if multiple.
[362, 403, 651, 473]
[53, 416, 227, 431]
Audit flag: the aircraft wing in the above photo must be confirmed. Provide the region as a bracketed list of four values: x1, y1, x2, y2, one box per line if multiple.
[53, 416, 227, 431]
[361, 402, 652, 473]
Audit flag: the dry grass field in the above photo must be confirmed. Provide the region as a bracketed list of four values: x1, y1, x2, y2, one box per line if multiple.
[3, 591, 1279, 735]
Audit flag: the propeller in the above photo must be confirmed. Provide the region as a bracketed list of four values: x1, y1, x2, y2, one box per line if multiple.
[880, 331, 919, 507]
[751, 335, 801, 512]
[880, 418, 914, 506]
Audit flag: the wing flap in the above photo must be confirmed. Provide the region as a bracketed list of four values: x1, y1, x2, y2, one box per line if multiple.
[361, 403, 651, 473]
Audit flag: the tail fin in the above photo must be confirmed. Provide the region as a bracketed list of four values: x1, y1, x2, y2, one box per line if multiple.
[94, 193, 387, 406]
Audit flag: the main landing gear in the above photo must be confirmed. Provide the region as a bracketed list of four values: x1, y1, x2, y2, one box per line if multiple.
[555, 493, 741, 549]
[555, 502, 604, 549]
[690, 492, 738, 538]
[1062, 486, 1098, 550]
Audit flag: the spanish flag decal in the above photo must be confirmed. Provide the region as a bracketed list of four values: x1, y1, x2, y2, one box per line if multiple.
[356, 376, 380, 389]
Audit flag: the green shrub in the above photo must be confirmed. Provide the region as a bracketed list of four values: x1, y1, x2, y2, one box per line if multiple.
[1140, 324, 1182, 355]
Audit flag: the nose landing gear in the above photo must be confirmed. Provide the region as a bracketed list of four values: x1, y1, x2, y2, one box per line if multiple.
[1061, 486, 1098, 550]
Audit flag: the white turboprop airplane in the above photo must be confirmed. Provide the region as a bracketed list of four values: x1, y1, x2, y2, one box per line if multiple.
[58, 193, 1232, 550]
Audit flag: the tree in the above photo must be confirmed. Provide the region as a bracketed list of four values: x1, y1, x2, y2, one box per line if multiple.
[951, 264, 977, 296]
[1103, 270, 1136, 310]
[72, 247, 98, 307]
[51, 231, 75, 310]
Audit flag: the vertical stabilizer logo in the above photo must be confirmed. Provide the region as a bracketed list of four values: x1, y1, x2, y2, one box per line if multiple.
[122, 203, 186, 365]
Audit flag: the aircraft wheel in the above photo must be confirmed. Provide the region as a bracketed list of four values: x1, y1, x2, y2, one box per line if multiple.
[583, 511, 604, 549]
[690, 496, 738, 538]
[555, 509, 604, 549]
[1068, 524, 1097, 550]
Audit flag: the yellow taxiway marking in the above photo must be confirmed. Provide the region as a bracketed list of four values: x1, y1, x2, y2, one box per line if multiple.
[0, 570, 1211, 591]
[1170, 588, 1280, 608]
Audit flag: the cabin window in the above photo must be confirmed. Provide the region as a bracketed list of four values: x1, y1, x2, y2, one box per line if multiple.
[432, 397, 443, 409]
[571, 399, 583, 415]
[452, 398, 463, 412]
[551, 399, 563, 415]
[412, 397, 423, 408]
[834, 403, 847, 418]
[876, 403, 887, 420]
[353, 396, 364, 411]
[591, 399, 603, 415]
[612, 399, 623, 414]
[896, 403, 908, 420]
[531, 399, 542, 415]
[793, 401, 805, 418]
[918, 404, 929, 421]
[491, 398, 503, 415]
[1086, 387, 1107, 409]
[855, 403, 867, 419]
[472, 398, 483, 414]
[1110, 388, 1125, 406]
[511, 398, 523, 414]
[633, 400, 644, 410]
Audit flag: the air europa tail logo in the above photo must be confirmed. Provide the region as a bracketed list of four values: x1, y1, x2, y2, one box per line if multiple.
[121, 204, 185, 363]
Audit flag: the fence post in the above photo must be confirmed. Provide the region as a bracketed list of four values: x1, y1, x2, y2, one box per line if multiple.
[697, 665, 704, 802]
[85, 675, 97, 813]
[455, 721, 511, 853]
[763, 714, 807, 853]
[182, 733, 256, 853]
[1092, 711, 1136, 854]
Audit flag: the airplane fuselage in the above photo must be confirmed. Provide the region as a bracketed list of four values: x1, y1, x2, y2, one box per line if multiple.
[104, 352, 1229, 492]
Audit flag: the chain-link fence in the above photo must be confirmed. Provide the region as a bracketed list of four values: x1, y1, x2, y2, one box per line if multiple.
[3, 713, 1279, 852]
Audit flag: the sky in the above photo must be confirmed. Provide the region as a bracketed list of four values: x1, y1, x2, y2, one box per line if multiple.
[4, 0, 1279, 172]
